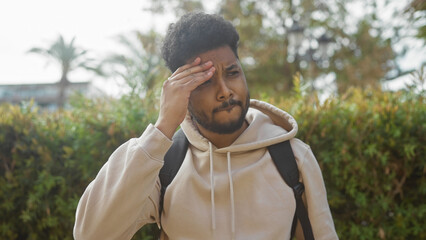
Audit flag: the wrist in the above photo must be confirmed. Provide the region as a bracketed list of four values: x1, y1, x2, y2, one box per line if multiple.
[154, 119, 178, 140]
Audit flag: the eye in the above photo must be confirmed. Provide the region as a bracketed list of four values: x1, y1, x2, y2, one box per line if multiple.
[228, 71, 239, 76]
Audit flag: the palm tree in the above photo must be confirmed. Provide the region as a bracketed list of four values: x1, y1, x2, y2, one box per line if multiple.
[28, 35, 98, 108]
[100, 31, 168, 97]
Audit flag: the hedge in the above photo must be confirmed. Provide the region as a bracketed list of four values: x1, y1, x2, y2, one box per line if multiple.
[271, 88, 425, 239]
[0, 89, 424, 239]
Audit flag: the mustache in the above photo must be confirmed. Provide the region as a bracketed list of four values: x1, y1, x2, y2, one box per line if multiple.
[213, 98, 243, 113]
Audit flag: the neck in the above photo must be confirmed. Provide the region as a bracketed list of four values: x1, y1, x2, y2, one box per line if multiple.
[195, 120, 249, 149]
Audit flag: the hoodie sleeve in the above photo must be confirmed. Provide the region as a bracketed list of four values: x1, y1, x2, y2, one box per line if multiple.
[291, 139, 339, 240]
[74, 124, 173, 240]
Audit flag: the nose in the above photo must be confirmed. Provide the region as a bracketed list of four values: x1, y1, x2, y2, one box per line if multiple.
[216, 76, 233, 101]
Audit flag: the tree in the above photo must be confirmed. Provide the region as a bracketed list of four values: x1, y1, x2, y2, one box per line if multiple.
[28, 35, 98, 108]
[217, 0, 399, 94]
[406, 0, 426, 41]
[141, 0, 422, 96]
[142, 0, 204, 17]
[99, 30, 169, 98]
[330, 19, 394, 92]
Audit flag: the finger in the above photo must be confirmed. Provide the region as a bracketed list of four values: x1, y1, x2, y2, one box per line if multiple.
[172, 61, 213, 81]
[184, 67, 216, 91]
[169, 57, 201, 79]
[173, 66, 215, 85]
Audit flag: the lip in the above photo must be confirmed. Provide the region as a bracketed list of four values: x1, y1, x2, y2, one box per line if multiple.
[217, 104, 236, 112]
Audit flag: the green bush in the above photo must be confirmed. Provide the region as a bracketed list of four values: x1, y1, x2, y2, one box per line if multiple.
[0, 94, 158, 240]
[0, 88, 424, 239]
[268, 88, 425, 239]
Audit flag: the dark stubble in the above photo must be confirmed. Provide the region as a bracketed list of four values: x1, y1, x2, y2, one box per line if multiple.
[189, 93, 250, 134]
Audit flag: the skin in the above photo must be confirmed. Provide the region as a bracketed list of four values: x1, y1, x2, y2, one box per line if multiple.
[155, 45, 250, 148]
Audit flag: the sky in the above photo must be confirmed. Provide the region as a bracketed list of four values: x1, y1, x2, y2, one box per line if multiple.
[0, 0, 174, 95]
[0, 0, 424, 96]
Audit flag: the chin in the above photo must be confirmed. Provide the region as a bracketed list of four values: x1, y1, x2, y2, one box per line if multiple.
[206, 115, 246, 135]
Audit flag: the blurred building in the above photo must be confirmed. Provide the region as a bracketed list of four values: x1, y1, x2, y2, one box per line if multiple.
[0, 81, 98, 110]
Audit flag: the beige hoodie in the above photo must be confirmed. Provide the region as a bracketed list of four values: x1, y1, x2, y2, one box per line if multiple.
[74, 99, 338, 240]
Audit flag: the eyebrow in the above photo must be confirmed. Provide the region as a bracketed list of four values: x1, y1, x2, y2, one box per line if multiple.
[225, 63, 238, 71]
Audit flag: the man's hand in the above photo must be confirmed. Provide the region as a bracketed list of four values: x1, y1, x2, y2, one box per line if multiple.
[155, 57, 215, 139]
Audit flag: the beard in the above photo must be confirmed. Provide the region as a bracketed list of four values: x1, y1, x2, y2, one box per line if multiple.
[189, 93, 250, 134]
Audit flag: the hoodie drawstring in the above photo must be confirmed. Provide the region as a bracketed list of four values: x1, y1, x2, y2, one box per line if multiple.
[209, 143, 236, 239]
[209, 142, 216, 230]
[227, 152, 236, 240]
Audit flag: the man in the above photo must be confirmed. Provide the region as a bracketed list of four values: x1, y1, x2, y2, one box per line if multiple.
[74, 12, 338, 240]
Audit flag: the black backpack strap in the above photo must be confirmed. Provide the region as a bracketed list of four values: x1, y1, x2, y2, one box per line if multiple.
[159, 129, 189, 217]
[268, 140, 315, 240]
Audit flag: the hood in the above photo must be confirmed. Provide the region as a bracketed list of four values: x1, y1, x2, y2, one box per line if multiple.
[181, 99, 298, 153]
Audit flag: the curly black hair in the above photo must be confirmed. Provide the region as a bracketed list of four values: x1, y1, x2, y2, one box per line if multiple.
[161, 12, 240, 72]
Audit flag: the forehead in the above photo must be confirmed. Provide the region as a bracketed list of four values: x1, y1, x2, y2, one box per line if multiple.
[190, 45, 238, 66]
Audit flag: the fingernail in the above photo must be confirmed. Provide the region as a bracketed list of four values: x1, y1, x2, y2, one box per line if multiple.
[193, 57, 200, 62]
[204, 61, 212, 66]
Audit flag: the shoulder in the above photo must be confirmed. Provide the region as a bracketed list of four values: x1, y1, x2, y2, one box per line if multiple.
[289, 138, 314, 168]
